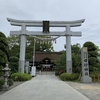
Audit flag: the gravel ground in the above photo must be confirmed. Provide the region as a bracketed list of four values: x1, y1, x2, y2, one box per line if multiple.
[66, 82, 100, 100]
[0, 82, 24, 95]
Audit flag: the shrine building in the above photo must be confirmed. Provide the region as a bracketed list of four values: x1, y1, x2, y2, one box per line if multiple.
[29, 52, 62, 71]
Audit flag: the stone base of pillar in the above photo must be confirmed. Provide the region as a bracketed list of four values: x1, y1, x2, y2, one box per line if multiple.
[81, 76, 92, 83]
[2, 85, 9, 91]
[67, 60, 72, 74]
[19, 60, 25, 73]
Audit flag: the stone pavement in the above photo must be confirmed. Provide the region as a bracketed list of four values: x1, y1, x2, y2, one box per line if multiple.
[0, 82, 24, 95]
[66, 82, 100, 100]
[0, 75, 89, 100]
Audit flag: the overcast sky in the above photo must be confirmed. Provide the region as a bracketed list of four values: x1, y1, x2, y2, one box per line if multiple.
[0, 0, 100, 51]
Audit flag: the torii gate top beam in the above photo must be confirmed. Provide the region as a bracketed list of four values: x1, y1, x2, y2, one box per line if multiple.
[7, 18, 85, 27]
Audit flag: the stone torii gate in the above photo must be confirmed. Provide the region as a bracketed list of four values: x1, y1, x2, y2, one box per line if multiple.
[7, 18, 85, 74]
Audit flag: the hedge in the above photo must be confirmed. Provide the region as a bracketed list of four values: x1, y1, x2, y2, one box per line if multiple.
[0, 78, 13, 88]
[60, 73, 79, 81]
[11, 73, 32, 81]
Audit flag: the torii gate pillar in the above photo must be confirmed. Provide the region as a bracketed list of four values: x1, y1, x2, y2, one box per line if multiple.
[66, 25, 72, 73]
[19, 24, 26, 73]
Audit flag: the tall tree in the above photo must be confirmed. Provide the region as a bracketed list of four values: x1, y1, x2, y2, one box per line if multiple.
[55, 43, 81, 74]
[83, 41, 100, 72]
[9, 56, 19, 73]
[7, 36, 54, 59]
[71, 43, 81, 73]
[0, 32, 9, 76]
[7, 36, 20, 57]
[55, 51, 66, 72]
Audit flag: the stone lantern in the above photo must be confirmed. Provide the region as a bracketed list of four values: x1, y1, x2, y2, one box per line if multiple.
[2, 64, 11, 90]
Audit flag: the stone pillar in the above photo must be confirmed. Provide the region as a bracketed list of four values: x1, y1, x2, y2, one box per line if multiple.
[19, 24, 26, 73]
[26, 61, 29, 74]
[81, 47, 92, 83]
[66, 25, 72, 74]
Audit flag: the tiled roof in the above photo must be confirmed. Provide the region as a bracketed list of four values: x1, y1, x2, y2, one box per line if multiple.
[31, 52, 62, 62]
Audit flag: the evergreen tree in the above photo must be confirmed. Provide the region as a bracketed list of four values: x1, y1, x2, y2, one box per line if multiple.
[71, 43, 81, 73]
[83, 41, 100, 72]
[55, 43, 81, 74]
[7, 36, 54, 59]
[9, 56, 19, 73]
[0, 32, 9, 76]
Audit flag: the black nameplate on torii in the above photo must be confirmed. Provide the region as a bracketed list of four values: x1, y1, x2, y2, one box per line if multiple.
[43, 21, 49, 33]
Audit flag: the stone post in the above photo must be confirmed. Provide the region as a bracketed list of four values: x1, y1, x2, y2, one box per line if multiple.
[81, 47, 92, 83]
[19, 24, 26, 73]
[66, 25, 72, 74]
[26, 61, 29, 74]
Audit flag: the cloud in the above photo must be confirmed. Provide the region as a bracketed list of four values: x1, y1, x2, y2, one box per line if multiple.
[1, 0, 100, 51]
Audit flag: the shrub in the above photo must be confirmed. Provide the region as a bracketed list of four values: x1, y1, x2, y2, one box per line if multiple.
[60, 73, 79, 81]
[59, 70, 65, 76]
[60, 73, 68, 81]
[90, 71, 100, 77]
[0, 78, 13, 88]
[90, 71, 100, 76]
[55, 70, 65, 76]
[11, 73, 32, 81]
[55, 71, 59, 76]
[70, 73, 79, 81]
[0, 79, 4, 87]
[0, 65, 4, 76]
[8, 79, 13, 86]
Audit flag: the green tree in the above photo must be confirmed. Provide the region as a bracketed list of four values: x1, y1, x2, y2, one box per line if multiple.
[7, 36, 54, 59]
[83, 41, 100, 72]
[55, 43, 81, 74]
[71, 43, 81, 73]
[26, 36, 54, 59]
[55, 51, 66, 72]
[0, 32, 9, 76]
[9, 56, 19, 73]
[7, 36, 20, 57]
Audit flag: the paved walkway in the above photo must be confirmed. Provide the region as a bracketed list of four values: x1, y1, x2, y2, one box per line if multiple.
[66, 82, 100, 100]
[0, 75, 89, 100]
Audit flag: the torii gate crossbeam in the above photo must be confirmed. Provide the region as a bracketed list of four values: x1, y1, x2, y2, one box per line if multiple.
[7, 18, 85, 74]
